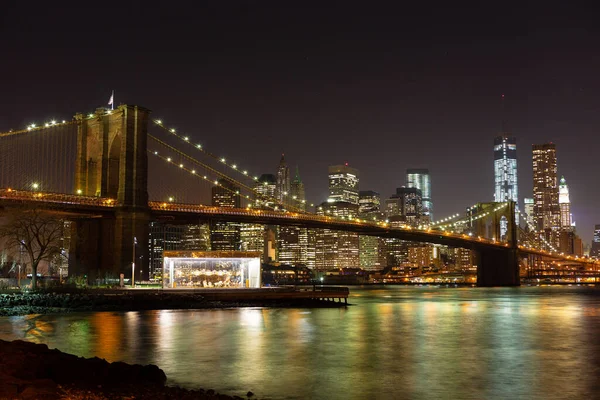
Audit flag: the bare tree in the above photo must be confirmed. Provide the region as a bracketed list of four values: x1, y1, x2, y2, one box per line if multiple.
[0, 207, 65, 290]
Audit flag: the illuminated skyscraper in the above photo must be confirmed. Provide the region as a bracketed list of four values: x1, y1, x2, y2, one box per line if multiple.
[523, 198, 535, 227]
[359, 190, 380, 215]
[210, 179, 241, 250]
[279, 166, 312, 266]
[591, 225, 600, 258]
[290, 167, 305, 211]
[148, 223, 185, 277]
[212, 178, 240, 208]
[359, 190, 384, 271]
[532, 143, 560, 233]
[315, 201, 360, 271]
[558, 176, 572, 229]
[240, 224, 264, 253]
[181, 224, 211, 251]
[276, 154, 290, 204]
[328, 164, 359, 204]
[493, 136, 518, 205]
[255, 173, 277, 208]
[245, 174, 277, 258]
[406, 169, 432, 221]
[384, 187, 423, 227]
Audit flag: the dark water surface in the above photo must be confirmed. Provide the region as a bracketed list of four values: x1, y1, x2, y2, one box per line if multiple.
[2, 286, 600, 399]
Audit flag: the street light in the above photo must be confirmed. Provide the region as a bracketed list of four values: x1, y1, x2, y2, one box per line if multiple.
[132, 236, 137, 288]
[32, 183, 39, 190]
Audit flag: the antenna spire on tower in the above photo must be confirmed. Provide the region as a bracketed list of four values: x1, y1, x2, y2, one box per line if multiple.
[501, 94, 507, 133]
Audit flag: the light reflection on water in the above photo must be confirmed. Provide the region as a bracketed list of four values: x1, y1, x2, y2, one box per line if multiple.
[1, 286, 600, 399]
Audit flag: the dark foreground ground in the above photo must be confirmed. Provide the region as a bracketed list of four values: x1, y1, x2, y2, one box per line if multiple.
[0, 339, 257, 399]
[0, 289, 348, 316]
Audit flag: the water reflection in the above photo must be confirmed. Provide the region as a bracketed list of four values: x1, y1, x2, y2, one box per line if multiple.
[1, 286, 600, 399]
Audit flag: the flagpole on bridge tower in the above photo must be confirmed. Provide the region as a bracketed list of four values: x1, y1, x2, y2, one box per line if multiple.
[108, 90, 114, 111]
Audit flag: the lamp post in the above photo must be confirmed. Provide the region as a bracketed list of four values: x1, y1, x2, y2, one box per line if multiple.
[18, 240, 24, 287]
[132, 236, 137, 288]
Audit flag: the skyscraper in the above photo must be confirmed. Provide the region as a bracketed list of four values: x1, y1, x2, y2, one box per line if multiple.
[358, 190, 380, 215]
[255, 173, 277, 208]
[148, 223, 186, 278]
[210, 178, 241, 250]
[493, 136, 518, 205]
[315, 201, 360, 271]
[290, 166, 306, 211]
[279, 166, 312, 266]
[406, 169, 433, 221]
[328, 164, 359, 204]
[591, 225, 600, 258]
[523, 198, 535, 227]
[385, 187, 423, 226]
[558, 176, 572, 228]
[359, 190, 384, 271]
[532, 143, 560, 234]
[276, 154, 290, 204]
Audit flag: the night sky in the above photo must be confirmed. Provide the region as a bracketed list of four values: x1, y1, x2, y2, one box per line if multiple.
[1, 2, 599, 243]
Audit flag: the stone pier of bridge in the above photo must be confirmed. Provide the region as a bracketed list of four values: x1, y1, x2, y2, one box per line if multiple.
[69, 105, 150, 283]
[471, 201, 520, 286]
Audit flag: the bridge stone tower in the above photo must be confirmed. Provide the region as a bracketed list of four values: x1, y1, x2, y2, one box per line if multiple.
[70, 105, 150, 283]
[469, 201, 519, 286]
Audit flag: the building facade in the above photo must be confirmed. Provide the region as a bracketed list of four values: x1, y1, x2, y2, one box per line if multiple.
[359, 190, 380, 215]
[558, 176, 572, 229]
[386, 187, 423, 226]
[210, 179, 241, 251]
[406, 169, 433, 221]
[255, 173, 277, 208]
[532, 143, 561, 245]
[358, 190, 384, 270]
[493, 136, 518, 206]
[290, 167, 306, 211]
[315, 201, 360, 272]
[523, 198, 535, 228]
[591, 225, 600, 258]
[328, 164, 359, 204]
[276, 154, 290, 205]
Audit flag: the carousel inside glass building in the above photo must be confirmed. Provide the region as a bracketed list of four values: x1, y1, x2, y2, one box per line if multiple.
[162, 251, 262, 288]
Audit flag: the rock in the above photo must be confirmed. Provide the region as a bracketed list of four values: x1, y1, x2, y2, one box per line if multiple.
[0, 371, 25, 398]
[20, 384, 60, 400]
[247, 391, 254, 397]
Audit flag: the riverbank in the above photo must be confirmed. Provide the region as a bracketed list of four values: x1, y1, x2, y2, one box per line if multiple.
[0, 288, 349, 316]
[0, 339, 254, 399]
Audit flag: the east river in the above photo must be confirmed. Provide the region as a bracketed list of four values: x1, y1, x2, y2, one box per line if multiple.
[1, 285, 600, 399]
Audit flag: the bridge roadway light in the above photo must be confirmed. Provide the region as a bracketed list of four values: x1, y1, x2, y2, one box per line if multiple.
[76, 189, 82, 195]
[32, 183, 39, 190]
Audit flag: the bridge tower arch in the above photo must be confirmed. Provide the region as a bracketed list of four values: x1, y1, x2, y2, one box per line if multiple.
[468, 201, 519, 286]
[70, 105, 150, 283]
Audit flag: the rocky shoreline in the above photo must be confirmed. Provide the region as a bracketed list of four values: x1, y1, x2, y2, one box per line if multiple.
[0, 339, 255, 399]
[0, 291, 347, 317]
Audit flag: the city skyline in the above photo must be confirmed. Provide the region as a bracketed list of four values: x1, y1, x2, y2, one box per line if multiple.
[1, 3, 598, 243]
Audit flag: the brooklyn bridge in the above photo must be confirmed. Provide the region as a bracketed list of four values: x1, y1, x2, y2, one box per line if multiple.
[0, 105, 597, 286]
